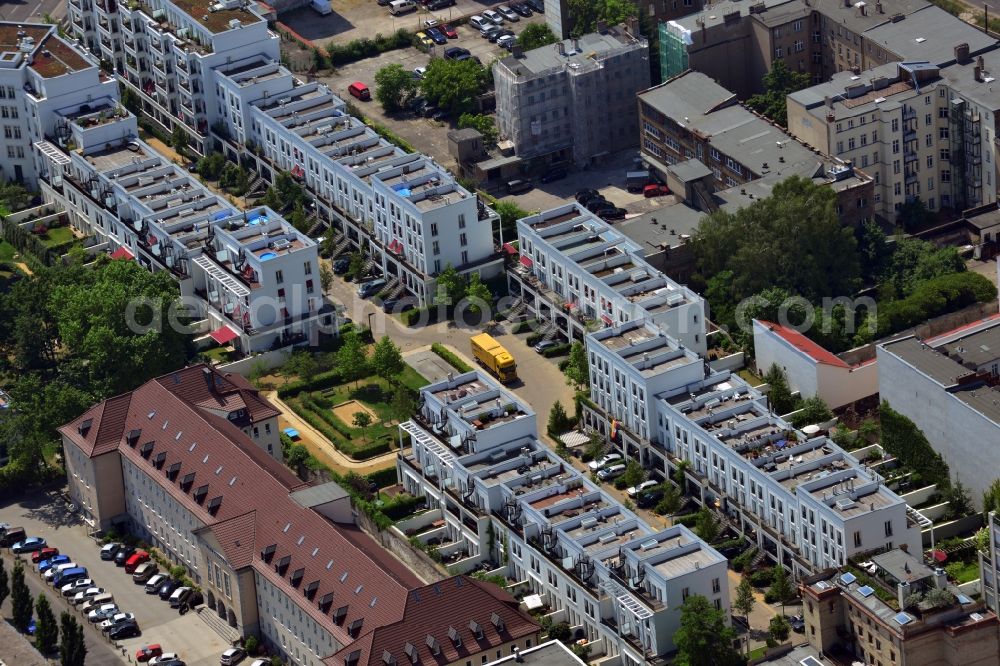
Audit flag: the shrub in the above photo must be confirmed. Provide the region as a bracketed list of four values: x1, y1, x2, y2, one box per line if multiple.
[431, 343, 471, 372]
[326, 29, 413, 67]
[542, 343, 571, 358]
[732, 547, 758, 573]
[749, 568, 775, 588]
[276, 368, 343, 399]
[673, 512, 699, 528]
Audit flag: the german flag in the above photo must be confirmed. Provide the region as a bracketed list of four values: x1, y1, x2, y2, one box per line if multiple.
[610, 419, 621, 443]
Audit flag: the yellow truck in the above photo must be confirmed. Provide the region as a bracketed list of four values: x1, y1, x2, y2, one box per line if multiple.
[470, 333, 517, 383]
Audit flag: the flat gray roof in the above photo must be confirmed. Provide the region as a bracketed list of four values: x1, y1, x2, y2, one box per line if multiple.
[673, 0, 798, 31]
[811, 0, 931, 35]
[864, 6, 997, 66]
[485, 641, 583, 666]
[289, 481, 350, 508]
[616, 201, 705, 251]
[941, 49, 1000, 112]
[939, 325, 1000, 368]
[638, 71, 736, 126]
[872, 549, 936, 585]
[499, 28, 640, 77]
[668, 158, 714, 183]
[964, 206, 1000, 231]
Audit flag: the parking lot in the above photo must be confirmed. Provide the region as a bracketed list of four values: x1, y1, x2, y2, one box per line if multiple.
[0, 490, 230, 666]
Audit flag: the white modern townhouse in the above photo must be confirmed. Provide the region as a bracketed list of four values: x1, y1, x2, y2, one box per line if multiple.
[396, 370, 731, 666]
[0, 21, 119, 188]
[510, 203, 705, 353]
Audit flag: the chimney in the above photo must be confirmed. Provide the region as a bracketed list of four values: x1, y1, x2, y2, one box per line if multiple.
[512, 44, 524, 58]
[933, 567, 948, 589]
[627, 15, 640, 37]
[514, 648, 523, 663]
[572, 37, 580, 51]
[955, 43, 970, 63]
[859, 2, 866, 15]
[978, 55, 986, 71]
[897, 580, 910, 609]
[556, 41, 565, 56]
[597, 19, 609, 33]
[876, 1, 883, 11]
[203, 366, 214, 392]
[975, 65, 984, 82]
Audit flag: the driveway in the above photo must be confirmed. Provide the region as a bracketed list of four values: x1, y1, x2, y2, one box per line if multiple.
[0, 490, 231, 666]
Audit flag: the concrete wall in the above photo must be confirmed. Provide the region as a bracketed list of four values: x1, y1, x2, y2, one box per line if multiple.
[816, 360, 879, 409]
[708, 351, 745, 373]
[217, 348, 292, 377]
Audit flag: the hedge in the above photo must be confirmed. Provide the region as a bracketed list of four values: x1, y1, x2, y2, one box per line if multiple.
[672, 512, 699, 528]
[1, 217, 62, 266]
[511, 321, 532, 334]
[401, 306, 439, 327]
[277, 368, 343, 398]
[367, 466, 400, 490]
[526, 332, 544, 346]
[542, 343, 571, 358]
[875, 271, 997, 338]
[326, 29, 413, 67]
[291, 395, 394, 460]
[431, 343, 472, 372]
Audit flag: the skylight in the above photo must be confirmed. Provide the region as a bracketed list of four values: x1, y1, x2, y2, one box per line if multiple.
[840, 572, 857, 586]
[893, 612, 913, 626]
[858, 585, 875, 598]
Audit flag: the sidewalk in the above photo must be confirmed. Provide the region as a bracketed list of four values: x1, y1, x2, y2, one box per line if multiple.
[726, 567, 804, 651]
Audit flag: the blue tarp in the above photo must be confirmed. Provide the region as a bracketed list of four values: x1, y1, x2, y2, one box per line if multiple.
[775, 440, 787, 449]
[283, 428, 300, 439]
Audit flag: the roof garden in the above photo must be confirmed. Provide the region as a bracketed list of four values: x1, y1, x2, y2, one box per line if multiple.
[170, 0, 262, 34]
[31, 34, 93, 78]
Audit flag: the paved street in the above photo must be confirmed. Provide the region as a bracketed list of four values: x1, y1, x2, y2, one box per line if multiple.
[0, 490, 231, 666]
[0, 0, 67, 24]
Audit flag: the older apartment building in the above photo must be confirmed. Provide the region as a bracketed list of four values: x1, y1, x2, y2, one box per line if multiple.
[802, 549, 999, 666]
[0, 22, 122, 188]
[878, 318, 1000, 510]
[35, 111, 332, 352]
[510, 202, 706, 353]
[60, 364, 538, 666]
[637, 70, 874, 224]
[396, 370, 731, 666]
[493, 23, 649, 168]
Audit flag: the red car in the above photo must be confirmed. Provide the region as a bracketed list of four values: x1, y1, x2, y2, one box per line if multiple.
[643, 183, 670, 198]
[31, 547, 59, 564]
[125, 550, 149, 574]
[136, 644, 163, 662]
[441, 23, 457, 38]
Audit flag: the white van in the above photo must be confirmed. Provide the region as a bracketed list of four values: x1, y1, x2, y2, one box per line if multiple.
[597, 463, 626, 481]
[389, 0, 416, 14]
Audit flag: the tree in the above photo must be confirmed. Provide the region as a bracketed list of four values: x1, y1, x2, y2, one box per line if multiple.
[767, 614, 791, 645]
[790, 396, 833, 427]
[565, 0, 636, 37]
[353, 411, 373, 443]
[733, 577, 756, 651]
[880, 236, 966, 300]
[621, 459, 646, 489]
[584, 432, 605, 461]
[654, 482, 682, 515]
[764, 364, 796, 415]
[262, 171, 307, 213]
[336, 328, 369, 388]
[420, 58, 488, 117]
[72, 619, 86, 666]
[60, 612, 84, 666]
[35, 594, 58, 654]
[746, 61, 811, 126]
[170, 125, 189, 157]
[673, 595, 741, 666]
[975, 526, 990, 554]
[433, 264, 467, 308]
[286, 443, 310, 470]
[695, 507, 720, 543]
[880, 401, 951, 489]
[371, 335, 405, 382]
[245, 635, 260, 655]
[464, 273, 492, 315]
[563, 342, 589, 389]
[0, 556, 8, 610]
[375, 63, 419, 113]
[10, 560, 32, 633]
[0, 181, 31, 214]
[945, 479, 974, 518]
[984, 478, 1000, 515]
[673, 459, 690, 488]
[548, 621, 572, 641]
[897, 197, 934, 231]
[547, 400, 570, 437]
[347, 252, 365, 282]
[457, 113, 498, 144]
[196, 152, 226, 180]
[283, 349, 319, 383]
[769, 565, 794, 615]
[391, 384, 417, 422]
[517, 23, 558, 50]
[320, 262, 334, 293]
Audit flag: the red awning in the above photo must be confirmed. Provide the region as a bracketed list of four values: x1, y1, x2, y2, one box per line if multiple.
[930, 549, 948, 563]
[502, 242, 517, 255]
[600, 314, 613, 326]
[519, 255, 533, 268]
[291, 165, 305, 179]
[110, 246, 134, 260]
[209, 326, 239, 345]
[388, 239, 404, 254]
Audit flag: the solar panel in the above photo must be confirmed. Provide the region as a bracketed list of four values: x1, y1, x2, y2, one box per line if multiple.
[799, 657, 824, 666]
[893, 612, 914, 625]
[957, 594, 973, 604]
[858, 585, 875, 598]
[840, 572, 857, 585]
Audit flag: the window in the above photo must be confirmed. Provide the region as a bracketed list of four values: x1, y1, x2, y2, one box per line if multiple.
[430, 223, 438, 236]
[925, 133, 933, 147]
[940, 148, 950, 160]
[460, 233, 467, 247]
[854, 531, 862, 547]
[925, 113, 932, 125]
[893, 160, 901, 175]
[848, 137, 855, 150]
[432, 240, 439, 255]
[794, 19, 803, 30]
[941, 170, 951, 182]
[306, 279, 314, 294]
[682, 587, 690, 601]
[712, 578, 721, 593]
[938, 107, 949, 119]
[303, 261, 312, 275]
[837, 141, 844, 153]
[458, 214, 466, 228]
[892, 139, 899, 154]
[939, 127, 949, 139]
[275, 270, 283, 284]
[891, 118, 899, 132]
[894, 182, 901, 196]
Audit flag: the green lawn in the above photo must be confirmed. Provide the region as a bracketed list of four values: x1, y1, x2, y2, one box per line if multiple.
[738, 369, 764, 386]
[399, 363, 429, 392]
[38, 225, 77, 248]
[0, 240, 16, 261]
[945, 559, 980, 584]
[202, 346, 240, 364]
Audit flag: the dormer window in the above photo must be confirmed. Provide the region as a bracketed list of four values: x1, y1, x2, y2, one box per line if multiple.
[78, 418, 93, 437]
[153, 451, 166, 469]
[290, 567, 304, 587]
[181, 472, 195, 490]
[126, 429, 141, 446]
[167, 462, 181, 480]
[304, 580, 319, 599]
[319, 592, 334, 610]
[140, 441, 154, 458]
[333, 605, 348, 625]
[261, 544, 276, 563]
[276, 555, 291, 575]
[207, 496, 222, 515]
[193, 484, 208, 503]
[348, 618, 364, 638]
[448, 627, 461, 647]
[490, 612, 505, 632]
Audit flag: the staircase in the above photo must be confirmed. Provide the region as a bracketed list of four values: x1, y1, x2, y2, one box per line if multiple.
[246, 173, 268, 197]
[503, 299, 526, 320]
[384, 278, 406, 299]
[332, 234, 352, 257]
[749, 547, 768, 569]
[361, 255, 376, 276]
[196, 605, 240, 643]
[305, 210, 326, 237]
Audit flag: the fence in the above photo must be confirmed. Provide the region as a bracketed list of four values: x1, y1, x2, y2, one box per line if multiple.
[217, 348, 291, 376]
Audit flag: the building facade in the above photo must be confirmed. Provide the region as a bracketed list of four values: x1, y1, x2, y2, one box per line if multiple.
[494, 24, 649, 167]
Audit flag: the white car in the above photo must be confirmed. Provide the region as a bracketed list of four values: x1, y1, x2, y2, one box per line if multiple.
[220, 647, 247, 665]
[149, 652, 180, 664]
[100, 612, 136, 633]
[588, 453, 622, 471]
[88, 603, 119, 622]
[626, 480, 658, 497]
[482, 9, 504, 24]
[413, 66, 427, 79]
[423, 18, 439, 27]
[497, 5, 519, 21]
[45, 562, 77, 582]
[597, 463, 626, 482]
[73, 587, 105, 606]
[61, 578, 94, 596]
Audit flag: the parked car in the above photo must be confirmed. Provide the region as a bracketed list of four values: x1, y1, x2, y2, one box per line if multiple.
[31, 547, 59, 564]
[539, 166, 568, 183]
[512, 2, 533, 16]
[491, 29, 514, 43]
[482, 9, 504, 24]
[169, 586, 193, 608]
[636, 489, 664, 509]
[444, 46, 470, 60]
[357, 278, 386, 299]
[61, 578, 94, 597]
[468, 15, 490, 31]
[38, 554, 70, 573]
[347, 81, 371, 102]
[80, 592, 114, 613]
[220, 647, 247, 665]
[534, 339, 559, 353]
[150, 654, 182, 666]
[132, 562, 160, 583]
[53, 567, 88, 588]
[332, 257, 350, 274]
[413, 66, 427, 80]
[423, 17, 439, 27]
[100, 542, 121, 560]
[498, 34, 517, 50]
[427, 0, 456, 8]
[0, 526, 26, 547]
[88, 603, 120, 623]
[481, 24, 502, 39]
[12, 536, 46, 553]
[125, 550, 150, 574]
[575, 188, 599, 203]
[109, 620, 141, 640]
[588, 453, 622, 471]
[73, 587, 106, 606]
[415, 31, 434, 47]
[597, 463, 626, 481]
[789, 614, 806, 633]
[136, 644, 163, 663]
[440, 23, 457, 38]
[382, 297, 416, 313]
[115, 545, 137, 566]
[144, 574, 166, 593]
[626, 480, 659, 497]
[426, 26, 448, 44]
[45, 561, 78, 582]
[158, 578, 181, 600]
[643, 183, 670, 197]
[584, 197, 610, 213]
[525, 0, 544, 11]
[600, 207, 628, 221]
[101, 612, 136, 633]
[497, 5, 519, 20]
